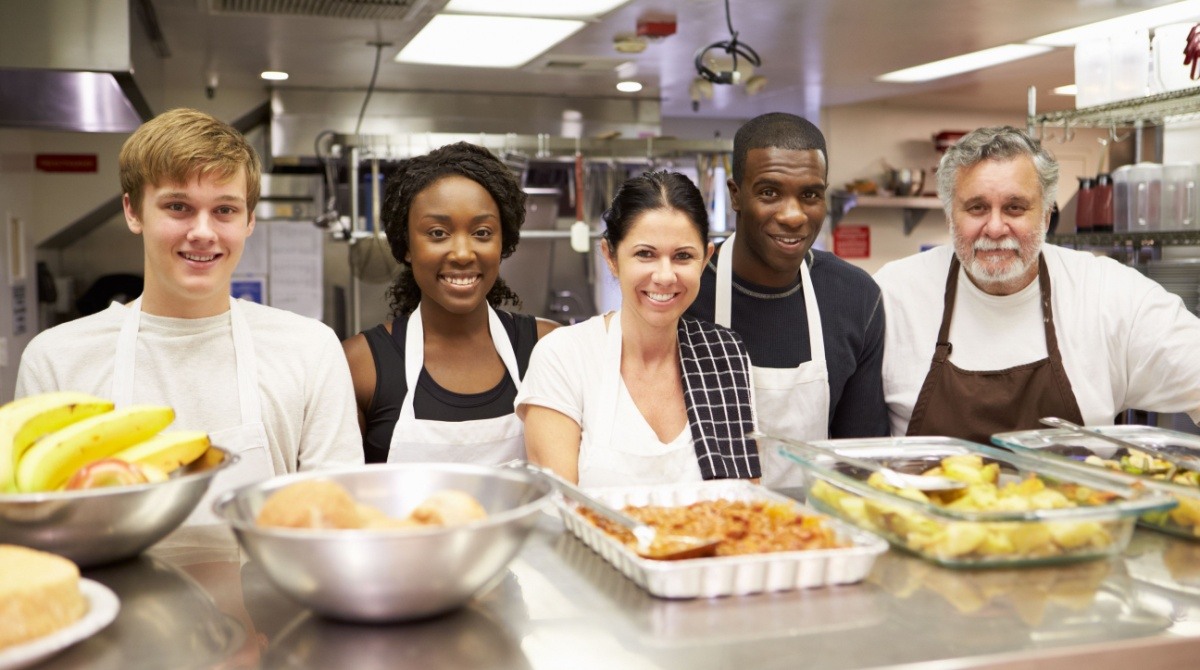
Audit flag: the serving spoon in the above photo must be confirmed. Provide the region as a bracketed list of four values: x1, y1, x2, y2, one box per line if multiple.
[521, 462, 720, 561]
[755, 432, 967, 493]
[1039, 417, 1200, 475]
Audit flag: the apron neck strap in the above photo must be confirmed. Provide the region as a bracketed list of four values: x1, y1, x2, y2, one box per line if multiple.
[938, 253, 1055, 363]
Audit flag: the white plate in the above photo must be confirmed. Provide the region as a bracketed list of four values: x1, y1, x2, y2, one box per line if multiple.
[0, 579, 120, 670]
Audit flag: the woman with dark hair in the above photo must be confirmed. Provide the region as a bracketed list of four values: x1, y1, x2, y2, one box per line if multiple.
[516, 171, 759, 485]
[343, 142, 557, 464]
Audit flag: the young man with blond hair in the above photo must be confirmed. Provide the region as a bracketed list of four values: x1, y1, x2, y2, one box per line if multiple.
[17, 108, 362, 520]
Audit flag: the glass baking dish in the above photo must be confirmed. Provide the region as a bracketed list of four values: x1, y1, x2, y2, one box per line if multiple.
[992, 424, 1200, 541]
[764, 435, 1176, 568]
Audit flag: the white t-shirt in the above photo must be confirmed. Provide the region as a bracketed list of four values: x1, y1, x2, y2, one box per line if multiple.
[515, 314, 704, 487]
[874, 244, 1200, 436]
[16, 300, 363, 475]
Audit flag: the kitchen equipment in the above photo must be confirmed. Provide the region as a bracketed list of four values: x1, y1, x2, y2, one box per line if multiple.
[1129, 162, 1163, 231]
[933, 131, 968, 153]
[994, 424, 1200, 541]
[755, 431, 965, 492]
[779, 436, 1175, 568]
[532, 463, 719, 560]
[1112, 165, 1133, 232]
[0, 446, 236, 567]
[1092, 173, 1114, 232]
[1040, 417, 1200, 475]
[1075, 176, 1095, 232]
[555, 479, 887, 598]
[1161, 162, 1198, 231]
[884, 168, 925, 197]
[212, 463, 553, 622]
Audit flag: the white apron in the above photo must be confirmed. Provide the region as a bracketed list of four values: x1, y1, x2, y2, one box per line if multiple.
[114, 297, 274, 524]
[577, 311, 704, 488]
[387, 304, 525, 465]
[715, 232, 830, 488]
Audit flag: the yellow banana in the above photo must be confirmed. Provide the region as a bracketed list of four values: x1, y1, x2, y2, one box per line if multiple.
[0, 392, 115, 493]
[111, 431, 210, 474]
[15, 405, 175, 492]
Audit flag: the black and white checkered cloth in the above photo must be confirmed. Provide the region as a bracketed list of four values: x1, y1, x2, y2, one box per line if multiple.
[677, 316, 760, 480]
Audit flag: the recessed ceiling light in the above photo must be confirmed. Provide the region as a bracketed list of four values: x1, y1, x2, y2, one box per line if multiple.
[1053, 84, 1078, 96]
[876, 44, 1053, 83]
[260, 71, 289, 81]
[445, 0, 629, 19]
[396, 15, 585, 67]
[616, 80, 642, 93]
[1029, 0, 1200, 47]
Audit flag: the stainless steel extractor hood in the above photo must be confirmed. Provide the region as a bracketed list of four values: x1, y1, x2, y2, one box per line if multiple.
[0, 0, 156, 132]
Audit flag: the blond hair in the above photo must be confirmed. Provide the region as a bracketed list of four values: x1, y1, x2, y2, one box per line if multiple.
[119, 108, 261, 216]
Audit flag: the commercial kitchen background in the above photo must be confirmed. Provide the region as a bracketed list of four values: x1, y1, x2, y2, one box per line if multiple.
[1, 0, 1198, 421]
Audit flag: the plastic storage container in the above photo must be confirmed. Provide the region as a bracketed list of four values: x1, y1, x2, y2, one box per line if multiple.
[1111, 165, 1133, 232]
[993, 424, 1200, 541]
[1109, 29, 1152, 103]
[1129, 163, 1163, 232]
[767, 435, 1175, 568]
[1161, 163, 1198, 232]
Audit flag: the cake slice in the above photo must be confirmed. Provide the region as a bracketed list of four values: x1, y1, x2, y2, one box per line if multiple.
[0, 545, 87, 649]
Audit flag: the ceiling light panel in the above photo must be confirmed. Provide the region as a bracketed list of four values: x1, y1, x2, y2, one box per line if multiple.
[1029, 0, 1200, 47]
[444, 0, 628, 19]
[876, 44, 1053, 83]
[396, 15, 585, 67]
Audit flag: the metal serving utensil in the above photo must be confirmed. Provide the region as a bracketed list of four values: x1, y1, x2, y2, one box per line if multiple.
[755, 432, 967, 493]
[521, 462, 719, 560]
[1039, 417, 1200, 475]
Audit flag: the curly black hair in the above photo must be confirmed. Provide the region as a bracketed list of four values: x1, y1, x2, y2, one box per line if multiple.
[381, 142, 526, 317]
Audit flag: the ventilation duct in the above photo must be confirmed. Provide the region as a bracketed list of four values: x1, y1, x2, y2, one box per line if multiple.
[204, 0, 431, 20]
[0, 0, 157, 132]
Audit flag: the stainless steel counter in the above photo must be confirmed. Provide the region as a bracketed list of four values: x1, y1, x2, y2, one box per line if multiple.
[36, 515, 1200, 670]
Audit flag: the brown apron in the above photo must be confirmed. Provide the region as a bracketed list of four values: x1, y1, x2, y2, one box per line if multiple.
[906, 254, 1084, 444]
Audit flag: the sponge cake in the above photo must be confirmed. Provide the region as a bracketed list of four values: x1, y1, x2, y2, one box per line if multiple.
[0, 545, 87, 649]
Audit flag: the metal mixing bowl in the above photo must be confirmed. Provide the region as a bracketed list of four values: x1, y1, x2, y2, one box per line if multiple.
[212, 463, 554, 623]
[0, 446, 237, 567]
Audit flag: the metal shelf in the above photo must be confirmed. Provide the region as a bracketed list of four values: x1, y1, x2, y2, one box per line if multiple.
[1047, 229, 1200, 250]
[1029, 86, 1200, 129]
[829, 191, 942, 234]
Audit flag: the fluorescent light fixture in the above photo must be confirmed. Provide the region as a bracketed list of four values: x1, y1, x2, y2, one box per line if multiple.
[616, 80, 642, 93]
[876, 44, 1053, 83]
[1053, 84, 1078, 96]
[445, 0, 628, 19]
[397, 15, 585, 67]
[260, 71, 289, 81]
[1029, 0, 1200, 47]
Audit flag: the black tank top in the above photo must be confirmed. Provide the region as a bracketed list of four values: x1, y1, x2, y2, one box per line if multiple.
[361, 310, 538, 463]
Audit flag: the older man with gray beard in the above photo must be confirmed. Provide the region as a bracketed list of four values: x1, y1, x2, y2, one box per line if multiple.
[873, 125, 1200, 443]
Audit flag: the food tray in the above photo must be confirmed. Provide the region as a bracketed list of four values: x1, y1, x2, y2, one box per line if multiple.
[993, 424, 1200, 541]
[554, 479, 887, 599]
[765, 435, 1176, 568]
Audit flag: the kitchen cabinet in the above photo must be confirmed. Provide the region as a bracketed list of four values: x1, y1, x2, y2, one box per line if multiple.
[829, 191, 942, 234]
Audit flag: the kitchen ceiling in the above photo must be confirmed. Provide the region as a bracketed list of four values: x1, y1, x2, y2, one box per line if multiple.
[151, 0, 1184, 123]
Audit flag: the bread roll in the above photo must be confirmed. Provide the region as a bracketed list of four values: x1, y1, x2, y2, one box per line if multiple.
[409, 490, 488, 526]
[0, 545, 87, 649]
[256, 480, 363, 529]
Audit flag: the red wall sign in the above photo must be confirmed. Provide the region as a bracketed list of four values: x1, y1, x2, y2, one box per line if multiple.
[35, 154, 98, 173]
[833, 225, 870, 259]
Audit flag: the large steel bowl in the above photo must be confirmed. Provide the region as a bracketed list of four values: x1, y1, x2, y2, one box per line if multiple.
[212, 463, 553, 623]
[0, 446, 237, 567]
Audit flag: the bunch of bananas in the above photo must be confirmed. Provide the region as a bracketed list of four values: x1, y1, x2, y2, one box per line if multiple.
[0, 392, 210, 493]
